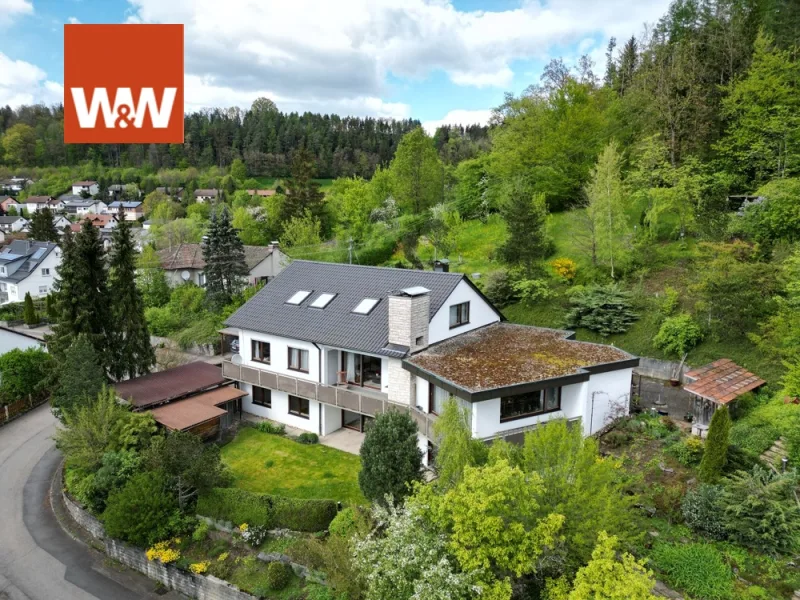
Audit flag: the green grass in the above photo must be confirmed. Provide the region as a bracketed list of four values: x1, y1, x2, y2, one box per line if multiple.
[221, 428, 365, 504]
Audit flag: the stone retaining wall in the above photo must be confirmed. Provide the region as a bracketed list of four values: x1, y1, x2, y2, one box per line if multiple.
[635, 357, 692, 382]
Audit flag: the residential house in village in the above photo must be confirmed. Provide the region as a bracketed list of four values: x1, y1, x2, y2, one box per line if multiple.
[71, 181, 99, 196]
[246, 189, 276, 198]
[0, 197, 19, 212]
[193, 189, 218, 203]
[156, 186, 184, 200]
[221, 262, 638, 463]
[0, 240, 61, 305]
[156, 242, 289, 288]
[114, 362, 245, 439]
[108, 200, 144, 221]
[24, 196, 64, 214]
[67, 214, 120, 249]
[52, 215, 71, 230]
[61, 196, 109, 216]
[0, 177, 33, 193]
[0, 216, 29, 234]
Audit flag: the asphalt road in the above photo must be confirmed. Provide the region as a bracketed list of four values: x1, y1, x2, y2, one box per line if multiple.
[0, 404, 180, 600]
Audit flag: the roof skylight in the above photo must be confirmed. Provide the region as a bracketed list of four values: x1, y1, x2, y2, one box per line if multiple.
[310, 292, 336, 308]
[353, 298, 380, 315]
[286, 290, 312, 305]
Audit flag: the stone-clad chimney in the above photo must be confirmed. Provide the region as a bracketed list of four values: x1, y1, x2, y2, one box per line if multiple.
[388, 287, 430, 353]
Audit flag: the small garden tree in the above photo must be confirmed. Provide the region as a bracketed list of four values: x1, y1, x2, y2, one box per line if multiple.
[699, 406, 731, 483]
[653, 313, 703, 357]
[565, 284, 638, 336]
[0, 347, 51, 405]
[432, 397, 488, 489]
[359, 410, 422, 504]
[23, 292, 39, 326]
[51, 334, 106, 421]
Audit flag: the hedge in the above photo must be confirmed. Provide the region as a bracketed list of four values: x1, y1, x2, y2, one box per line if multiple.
[196, 488, 338, 533]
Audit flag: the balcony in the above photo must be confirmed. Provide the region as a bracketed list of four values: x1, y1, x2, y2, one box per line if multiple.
[222, 359, 438, 437]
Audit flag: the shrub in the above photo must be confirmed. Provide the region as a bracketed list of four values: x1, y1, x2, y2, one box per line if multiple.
[189, 561, 210, 574]
[359, 410, 422, 504]
[328, 507, 356, 538]
[699, 406, 731, 483]
[654, 313, 704, 357]
[0, 347, 52, 405]
[660, 286, 680, 316]
[651, 542, 734, 599]
[721, 466, 800, 554]
[239, 522, 269, 547]
[265, 562, 291, 591]
[668, 437, 704, 466]
[551, 257, 577, 282]
[730, 415, 781, 455]
[512, 278, 553, 305]
[196, 488, 338, 532]
[146, 539, 181, 564]
[602, 429, 632, 448]
[481, 269, 519, 307]
[565, 284, 638, 336]
[192, 520, 210, 542]
[23, 292, 39, 326]
[296, 432, 319, 445]
[681, 484, 727, 539]
[103, 471, 181, 547]
[256, 421, 285, 435]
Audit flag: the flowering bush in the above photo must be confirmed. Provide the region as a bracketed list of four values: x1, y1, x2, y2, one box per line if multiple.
[217, 552, 229, 562]
[239, 522, 269, 547]
[551, 258, 577, 282]
[146, 539, 181, 564]
[189, 561, 210, 574]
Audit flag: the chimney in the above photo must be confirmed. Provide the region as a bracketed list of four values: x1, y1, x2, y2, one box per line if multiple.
[388, 287, 430, 353]
[433, 259, 450, 273]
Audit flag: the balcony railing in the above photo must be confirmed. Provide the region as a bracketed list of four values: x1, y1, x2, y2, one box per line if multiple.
[222, 359, 438, 437]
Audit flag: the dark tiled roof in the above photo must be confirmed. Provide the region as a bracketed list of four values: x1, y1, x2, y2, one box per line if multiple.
[684, 359, 765, 404]
[405, 322, 636, 397]
[114, 362, 227, 409]
[0, 240, 58, 284]
[194, 189, 218, 196]
[157, 243, 274, 271]
[109, 201, 142, 209]
[25, 196, 54, 204]
[73, 180, 97, 186]
[0, 216, 26, 224]
[225, 260, 470, 356]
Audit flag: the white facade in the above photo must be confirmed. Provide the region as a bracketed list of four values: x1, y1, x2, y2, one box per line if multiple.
[0, 218, 28, 233]
[72, 182, 99, 196]
[0, 327, 45, 354]
[0, 250, 60, 305]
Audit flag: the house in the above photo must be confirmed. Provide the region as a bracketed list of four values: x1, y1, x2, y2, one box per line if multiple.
[0, 197, 19, 212]
[67, 214, 118, 232]
[0, 216, 29, 233]
[114, 362, 246, 439]
[71, 181, 99, 196]
[23, 196, 64, 214]
[246, 189, 276, 198]
[156, 242, 289, 288]
[220, 262, 639, 462]
[108, 200, 144, 221]
[156, 186, 184, 199]
[62, 196, 108, 216]
[0, 240, 61, 305]
[53, 215, 71, 230]
[193, 189, 218, 203]
[0, 177, 33, 193]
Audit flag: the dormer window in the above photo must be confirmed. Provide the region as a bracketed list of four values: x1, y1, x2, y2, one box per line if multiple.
[310, 292, 336, 308]
[286, 290, 312, 305]
[353, 298, 379, 315]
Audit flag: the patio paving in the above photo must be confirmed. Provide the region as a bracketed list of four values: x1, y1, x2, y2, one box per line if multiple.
[321, 428, 364, 455]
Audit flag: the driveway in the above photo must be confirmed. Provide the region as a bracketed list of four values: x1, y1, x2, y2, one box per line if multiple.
[0, 404, 182, 600]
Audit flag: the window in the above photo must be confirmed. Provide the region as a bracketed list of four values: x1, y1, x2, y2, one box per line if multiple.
[449, 301, 470, 328]
[39, 286, 48, 294]
[286, 290, 312, 305]
[251, 340, 271, 363]
[198, 272, 206, 287]
[310, 292, 336, 308]
[288, 395, 309, 418]
[500, 388, 561, 422]
[429, 384, 449, 415]
[288, 347, 309, 373]
[353, 298, 379, 315]
[252, 386, 271, 408]
[0, 266, 5, 275]
[41, 268, 50, 276]
[342, 352, 382, 389]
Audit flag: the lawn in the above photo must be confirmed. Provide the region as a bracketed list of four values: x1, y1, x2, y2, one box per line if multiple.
[221, 427, 365, 504]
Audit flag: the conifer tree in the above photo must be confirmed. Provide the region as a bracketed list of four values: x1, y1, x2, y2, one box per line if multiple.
[108, 217, 155, 381]
[498, 179, 551, 275]
[280, 147, 325, 226]
[51, 334, 106, 421]
[46, 220, 111, 369]
[202, 205, 248, 308]
[23, 292, 38, 326]
[699, 405, 731, 483]
[29, 206, 59, 242]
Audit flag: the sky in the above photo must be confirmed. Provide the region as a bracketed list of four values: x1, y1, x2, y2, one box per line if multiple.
[0, 0, 672, 132]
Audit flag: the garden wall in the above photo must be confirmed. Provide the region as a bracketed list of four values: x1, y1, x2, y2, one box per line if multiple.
[62, 489, 256, 600]
[1, 396, 49, 427]
[635, 357, 692, 382]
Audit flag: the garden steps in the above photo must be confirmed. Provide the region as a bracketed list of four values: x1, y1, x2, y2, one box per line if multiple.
[760, 437, 787, 468]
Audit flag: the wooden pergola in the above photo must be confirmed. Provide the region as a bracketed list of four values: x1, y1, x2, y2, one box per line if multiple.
[684, 359, 765, 437]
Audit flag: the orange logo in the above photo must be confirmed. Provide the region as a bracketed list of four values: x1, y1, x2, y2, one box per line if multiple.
[64, 24, 184, 144]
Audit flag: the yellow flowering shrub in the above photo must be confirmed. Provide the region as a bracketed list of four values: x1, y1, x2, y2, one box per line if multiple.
[189, 561, 210, 574]
[239, 523, 249, 532]
[145, 540, 181, 564]
[551, 258, 577, 282]
[217, 552, 229, 562]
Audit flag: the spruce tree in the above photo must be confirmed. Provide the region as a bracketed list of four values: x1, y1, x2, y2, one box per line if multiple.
[699, 405, 731, 483]
[51, 334, 106, 421]
[108, 217, 156, 381]
[29, 206, 59, 242]
[280, 147, 325, 226]
[498, 179, 551, 275]
[46, 220, 111, 369]
[202, 205, 248, 308]
[23, 292, 38, 326]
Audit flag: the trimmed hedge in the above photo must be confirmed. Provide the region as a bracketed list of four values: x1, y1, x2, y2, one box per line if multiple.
[196, 488, 338, 533]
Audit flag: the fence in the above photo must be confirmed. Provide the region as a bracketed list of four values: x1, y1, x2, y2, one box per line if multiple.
[1, 395, 48, 426]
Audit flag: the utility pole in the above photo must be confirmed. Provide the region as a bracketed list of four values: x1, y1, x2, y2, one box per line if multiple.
[348, 238, 354, 265]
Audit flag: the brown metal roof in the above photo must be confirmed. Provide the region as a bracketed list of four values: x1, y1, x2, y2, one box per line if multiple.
[148, 386, 247, 431]
[114, 362, 228, 408]
[684, 359, 765, 404]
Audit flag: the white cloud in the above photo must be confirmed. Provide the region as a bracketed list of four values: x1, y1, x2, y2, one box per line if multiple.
[0, 0, 33, 26]
[0, 53, 62, 107]
[67, 16, 81, 24]
[422, 109, 492, 134]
